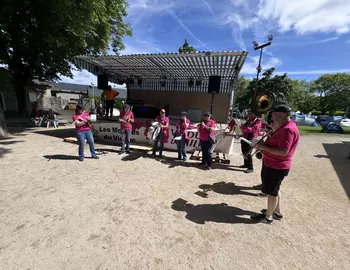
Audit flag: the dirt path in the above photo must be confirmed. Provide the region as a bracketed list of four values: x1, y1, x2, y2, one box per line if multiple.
[0, 128, 349, 270]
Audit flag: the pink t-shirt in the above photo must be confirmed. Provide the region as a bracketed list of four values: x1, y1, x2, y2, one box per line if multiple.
[198, 120, 216, 141]
[156, 116, 169, 132]
[176, 119, 190, 136]
[263, 120, 300, 170]
[120, 111, 134, 130]
[73, 112, 91, 132]
[241, 117, 261, 140]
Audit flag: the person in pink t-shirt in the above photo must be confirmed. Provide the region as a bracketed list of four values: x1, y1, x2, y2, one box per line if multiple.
[72, 104, 98, 161]
[251, 105, 300, 224]
[119, 104, 134, 154]
[198, 112, 216, 170]
[175, 111, 190, 161]
[240, 111, 261, 173]
[152, 109, 169, 157]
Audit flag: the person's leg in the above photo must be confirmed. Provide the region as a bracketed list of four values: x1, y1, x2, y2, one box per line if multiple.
[110, 101, 115, 117]
[125, 130, 131, 152]
[200, 141, 206, 165]
[266, 195, 278, 219]
[121, 129, 126, 152]
[159, 132, 164, 156]
[152, 135, 159, 155]
[206, 141, 213, 169]
[181, 135, 187, 161]
[76, 131, 85, 160]
[275, 191, 282, 214]
[85, 130, 97, 158]
[240, 141, 248, 167]
[105, 101, 110, 117]
[247, 153, 253, 170]
[176, 140, 181, 159]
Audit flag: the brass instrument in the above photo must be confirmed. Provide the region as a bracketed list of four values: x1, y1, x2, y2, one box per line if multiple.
[251, 91, 275, 115]
[241, 129, 273, 159]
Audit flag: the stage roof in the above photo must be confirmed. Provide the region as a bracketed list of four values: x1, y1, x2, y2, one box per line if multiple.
[73, 51, 248, 84]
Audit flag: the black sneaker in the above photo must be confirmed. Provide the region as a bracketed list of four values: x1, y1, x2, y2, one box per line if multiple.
[250, 213, 273, 224]
[126, 150, 131, 154]
[239, 165, 248, 168]
[79, 158, 84, 162]
[119, 151, 125, 155]
[261, 209, 283, 220]
[92, 156, 99, 160]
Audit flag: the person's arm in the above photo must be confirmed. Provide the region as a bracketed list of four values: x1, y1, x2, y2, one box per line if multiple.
[184, 118, 190, 128]
[162, 118, 169, 128]
[207, 121, 215, 131]
[129, 112, 134, 123]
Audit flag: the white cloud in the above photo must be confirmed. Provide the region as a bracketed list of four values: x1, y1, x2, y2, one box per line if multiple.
[60, 69, 97, 85]
[277, 69, 350, 75]
[241, 56, 283, 75]
[258, 0, 350, 35]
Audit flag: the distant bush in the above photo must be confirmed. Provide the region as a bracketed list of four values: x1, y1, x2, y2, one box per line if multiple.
[311, 110, 322, 116]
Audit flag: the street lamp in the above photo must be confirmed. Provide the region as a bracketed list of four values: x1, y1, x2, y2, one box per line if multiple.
[252, 35, 273, 100]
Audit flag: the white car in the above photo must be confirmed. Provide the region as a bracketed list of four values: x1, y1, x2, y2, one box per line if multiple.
[339, 118, 350, 127]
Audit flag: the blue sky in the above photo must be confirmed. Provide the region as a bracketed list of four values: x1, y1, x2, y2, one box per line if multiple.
[60, 0, 350, 85]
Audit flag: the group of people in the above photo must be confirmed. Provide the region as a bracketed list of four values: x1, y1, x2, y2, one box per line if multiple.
[72, 103, 300, 224]
[150, 110, 216, 170]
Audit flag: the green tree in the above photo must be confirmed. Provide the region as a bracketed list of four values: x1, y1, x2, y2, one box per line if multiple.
[237, 68, 293, 112]
[311, 73, 350, 114]
[289, 80, 318, 113]
[0, 0, 132, 116]
[179, 39, 196, 53]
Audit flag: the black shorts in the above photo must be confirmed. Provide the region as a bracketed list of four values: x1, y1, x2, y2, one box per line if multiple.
[261, 164, 289, 197]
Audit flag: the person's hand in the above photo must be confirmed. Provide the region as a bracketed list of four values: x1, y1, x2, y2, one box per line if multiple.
[256, 141, 267, 151]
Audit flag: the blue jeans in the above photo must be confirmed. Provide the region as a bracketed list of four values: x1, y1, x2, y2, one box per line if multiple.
[176, 134, 187, 160]
[121, 129, 131, 152]
[152, 132, 164, 155]
[76, 130, 96, 159]
[201, 140, 213, 167]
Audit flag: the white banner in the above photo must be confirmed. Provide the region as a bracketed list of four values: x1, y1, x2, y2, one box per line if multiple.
[92, 122, 234, 154]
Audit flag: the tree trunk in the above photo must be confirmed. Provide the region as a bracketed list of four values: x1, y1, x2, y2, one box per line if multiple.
[0, 106, 9, 138]
[14, 75, 31, 116]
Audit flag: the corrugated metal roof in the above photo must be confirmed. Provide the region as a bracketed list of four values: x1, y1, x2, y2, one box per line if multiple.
[73, 51, 248, 93]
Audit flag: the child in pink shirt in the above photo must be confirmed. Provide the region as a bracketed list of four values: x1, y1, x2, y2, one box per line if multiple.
[119, 104, 134, 154]
[198, 112, 216, 170]
[72, 104, 98, 161]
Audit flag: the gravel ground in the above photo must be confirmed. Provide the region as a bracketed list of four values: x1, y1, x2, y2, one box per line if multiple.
[0, 127, 349, 270]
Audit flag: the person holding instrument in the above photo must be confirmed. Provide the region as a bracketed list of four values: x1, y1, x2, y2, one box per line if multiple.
[250, 105, 300, 224]
[176, 111, 190, 161]
[198, 112, 216, 170]
[120, 104, 134, 154]
[240, 110, 261, 173]
[152, 109, 169, 157]
[72, 104, 99, 162]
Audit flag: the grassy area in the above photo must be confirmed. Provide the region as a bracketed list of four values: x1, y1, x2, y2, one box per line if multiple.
[298, 125, 350, 135]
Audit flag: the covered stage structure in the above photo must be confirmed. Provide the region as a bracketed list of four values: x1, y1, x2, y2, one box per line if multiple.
[74, 51, 248, 123]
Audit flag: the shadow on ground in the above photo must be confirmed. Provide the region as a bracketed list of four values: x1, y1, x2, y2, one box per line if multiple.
[43, 154, 78, 161]
[171, 198, 258, 225]
[35, 128, 76, 140]
[157, 156, 246, 172]
[0, 148, 12, 159]
[321, 141, 350, 199]
[0, 140, 25, 145]
[197, 182, 259, 197]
